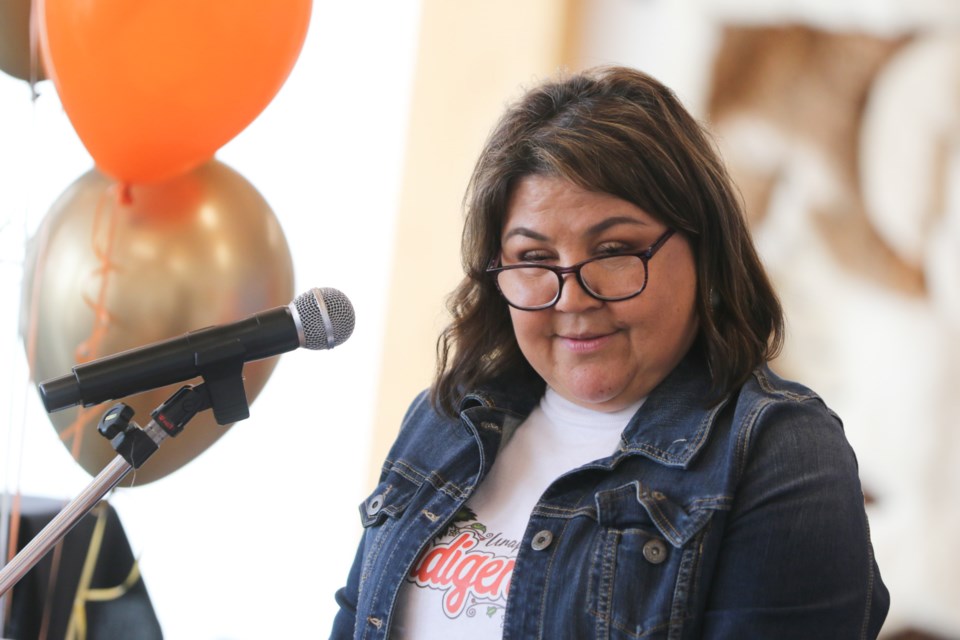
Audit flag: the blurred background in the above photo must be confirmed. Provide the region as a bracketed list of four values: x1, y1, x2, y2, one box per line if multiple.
[1, 0, 958, 638]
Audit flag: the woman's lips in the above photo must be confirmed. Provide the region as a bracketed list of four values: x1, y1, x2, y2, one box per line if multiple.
[558, 332, 615, 353]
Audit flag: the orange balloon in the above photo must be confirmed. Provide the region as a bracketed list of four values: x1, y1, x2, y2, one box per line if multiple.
[38, 0, 311, 184]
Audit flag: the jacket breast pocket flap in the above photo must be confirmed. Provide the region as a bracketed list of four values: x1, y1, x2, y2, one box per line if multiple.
[594, 480, 718, 548]
[358, 472, 422, 528]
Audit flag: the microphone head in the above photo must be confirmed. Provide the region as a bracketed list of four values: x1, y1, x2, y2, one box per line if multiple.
[291, 287, 355, 350]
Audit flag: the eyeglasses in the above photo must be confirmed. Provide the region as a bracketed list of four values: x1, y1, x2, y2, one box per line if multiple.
[487, 228, 675, 310]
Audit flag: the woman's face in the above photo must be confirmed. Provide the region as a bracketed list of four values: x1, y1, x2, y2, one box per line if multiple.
[500, 175, 700, 411]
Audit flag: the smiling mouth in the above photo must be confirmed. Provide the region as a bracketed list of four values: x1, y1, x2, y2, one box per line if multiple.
[558, 332, 615, 352]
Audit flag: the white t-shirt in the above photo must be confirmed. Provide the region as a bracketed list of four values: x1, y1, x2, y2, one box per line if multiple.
[391, 388, 645, 639]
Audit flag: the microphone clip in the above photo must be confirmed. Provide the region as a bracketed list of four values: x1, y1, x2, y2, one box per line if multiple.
[194, 340, 250, 425]
[97, 382, 216, 469]
[94, 339, 252, 469]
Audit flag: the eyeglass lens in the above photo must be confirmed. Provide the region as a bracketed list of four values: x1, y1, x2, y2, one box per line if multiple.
[496, 255, 647, 309]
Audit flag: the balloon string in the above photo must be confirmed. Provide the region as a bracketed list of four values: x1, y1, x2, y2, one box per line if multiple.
[58, 184, 123, 457]
[59, 407, 97, 459]
[27, 0, 41, 101]
[3, 57, 46, 632]
[74, 183, 122, 364]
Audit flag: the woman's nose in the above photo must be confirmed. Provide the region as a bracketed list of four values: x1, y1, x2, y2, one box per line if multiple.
[554, 272, 603, 313]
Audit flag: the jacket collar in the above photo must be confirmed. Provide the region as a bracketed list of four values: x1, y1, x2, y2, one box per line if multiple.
[458, 368, 543, 419]
[619, 351, 730, 468]
[458, 351, 730, 469]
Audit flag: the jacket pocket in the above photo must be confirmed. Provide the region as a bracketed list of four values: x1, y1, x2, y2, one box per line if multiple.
[359, 470, 422, 528]
[356, 468, 424, 589]
[589, 481, 721, 639]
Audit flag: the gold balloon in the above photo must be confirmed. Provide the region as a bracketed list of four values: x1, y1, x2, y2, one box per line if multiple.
[0, 0, 46, 82]
[22, 159, 294, 484]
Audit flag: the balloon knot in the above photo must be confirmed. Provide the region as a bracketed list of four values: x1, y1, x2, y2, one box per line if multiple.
[117, 183, 133, 205]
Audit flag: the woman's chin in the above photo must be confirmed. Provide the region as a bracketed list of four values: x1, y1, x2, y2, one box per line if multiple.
[555, 381, 635, 412]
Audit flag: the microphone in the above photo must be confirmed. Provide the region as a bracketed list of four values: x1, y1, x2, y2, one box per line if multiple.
[38, 287, 355, 415]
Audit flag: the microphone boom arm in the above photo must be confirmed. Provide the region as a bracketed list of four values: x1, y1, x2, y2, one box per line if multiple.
[0, 382, 217, 596]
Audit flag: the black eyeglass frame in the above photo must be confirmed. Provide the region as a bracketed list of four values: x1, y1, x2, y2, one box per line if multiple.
[486, 227, 677, 310]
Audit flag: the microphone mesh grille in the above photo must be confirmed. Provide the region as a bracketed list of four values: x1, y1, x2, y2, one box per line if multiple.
[293, 287, 355, 350]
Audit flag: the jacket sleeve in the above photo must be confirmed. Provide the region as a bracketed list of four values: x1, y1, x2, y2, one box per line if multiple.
[700, 398, 890, 638]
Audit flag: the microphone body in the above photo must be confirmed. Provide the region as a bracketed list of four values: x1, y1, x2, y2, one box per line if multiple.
[38, 287, 354, 414]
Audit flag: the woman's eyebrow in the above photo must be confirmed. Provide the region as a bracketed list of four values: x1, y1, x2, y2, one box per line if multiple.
[502, 216, 649, 242]
[502, 227, 549, 242]
[585, 216, 649, 236]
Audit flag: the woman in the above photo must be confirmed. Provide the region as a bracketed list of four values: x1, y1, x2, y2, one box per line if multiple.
[331, 66, 889, 639]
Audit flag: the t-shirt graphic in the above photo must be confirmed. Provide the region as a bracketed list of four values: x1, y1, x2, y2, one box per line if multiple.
[391, 388, 639, 638]
[405, 506, 517, 623]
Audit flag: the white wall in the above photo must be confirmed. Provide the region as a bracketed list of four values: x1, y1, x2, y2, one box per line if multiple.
[1, 3, 421, 638]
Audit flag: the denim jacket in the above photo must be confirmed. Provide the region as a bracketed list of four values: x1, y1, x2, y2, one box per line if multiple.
[331, 354, 889, 639]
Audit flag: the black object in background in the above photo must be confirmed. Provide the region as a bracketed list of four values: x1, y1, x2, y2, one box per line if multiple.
[3, 495, 163, 640]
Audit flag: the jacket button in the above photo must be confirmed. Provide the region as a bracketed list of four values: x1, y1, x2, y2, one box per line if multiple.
[366, 494, 384, 516]
[643, 538, 667, 564]
[531, 530, 553, 551]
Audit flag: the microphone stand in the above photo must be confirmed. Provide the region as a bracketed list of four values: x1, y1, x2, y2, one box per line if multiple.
[0, 383, 218, 595]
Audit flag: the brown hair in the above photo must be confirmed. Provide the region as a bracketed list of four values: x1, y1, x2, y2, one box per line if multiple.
[431, 66, 783, 416]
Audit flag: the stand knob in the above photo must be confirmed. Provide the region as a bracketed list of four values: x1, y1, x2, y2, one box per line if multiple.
[98, 404, 135, 440]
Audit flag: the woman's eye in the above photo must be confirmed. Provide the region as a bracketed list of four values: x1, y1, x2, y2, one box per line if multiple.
[517, 250, 554, 263]
[596, 242, 632, 256]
